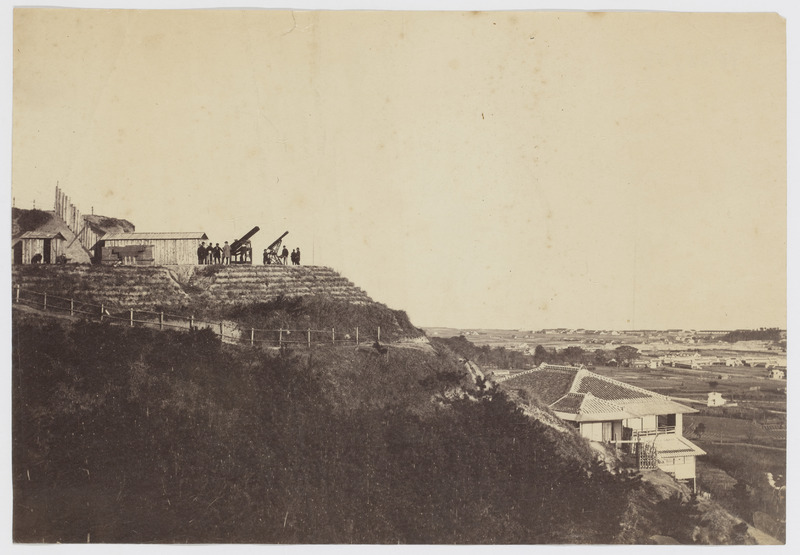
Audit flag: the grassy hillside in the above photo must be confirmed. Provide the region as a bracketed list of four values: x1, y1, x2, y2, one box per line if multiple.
[13, 312, 647, 544]
[11, 207, 52, 236]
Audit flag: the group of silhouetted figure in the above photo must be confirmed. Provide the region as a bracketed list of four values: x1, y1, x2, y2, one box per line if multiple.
[197, 240, 248, 265]
[197, 240, 301, 265]
[262, 246, 301, 265]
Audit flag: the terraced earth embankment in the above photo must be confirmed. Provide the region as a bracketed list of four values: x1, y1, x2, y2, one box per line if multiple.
[12, 264, 372, 307]
[11, 264, 422, 341]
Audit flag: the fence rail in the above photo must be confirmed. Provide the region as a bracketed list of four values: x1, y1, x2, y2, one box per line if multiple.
[12, 284, 382, 348]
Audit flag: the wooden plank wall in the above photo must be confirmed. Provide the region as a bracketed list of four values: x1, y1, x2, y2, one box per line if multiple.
[104, 238, 199, 265]
[19, 238, 62, 264]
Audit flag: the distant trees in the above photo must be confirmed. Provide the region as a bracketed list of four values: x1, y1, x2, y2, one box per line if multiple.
[433, 336, 532, 370]
[719, 328, 782, 344]
[533, 344, 550, 365]
[435, 337, 648, 370]
[614, 345, 639, 366]
[594, 349, 611, 366]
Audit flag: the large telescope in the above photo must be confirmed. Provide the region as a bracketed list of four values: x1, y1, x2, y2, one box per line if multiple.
[230, 226, 260, 264]
[264, 231, 289, 264]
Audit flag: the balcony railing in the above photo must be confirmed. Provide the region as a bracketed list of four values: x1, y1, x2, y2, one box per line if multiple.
[634, 426, 676, 437]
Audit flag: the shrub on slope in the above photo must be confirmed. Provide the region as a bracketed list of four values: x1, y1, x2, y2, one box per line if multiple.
[220, 295, 422, 341]
[13, 317, 640, 544]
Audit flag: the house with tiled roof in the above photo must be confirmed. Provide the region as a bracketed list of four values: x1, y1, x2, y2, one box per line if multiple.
[498, 363, 705, 491]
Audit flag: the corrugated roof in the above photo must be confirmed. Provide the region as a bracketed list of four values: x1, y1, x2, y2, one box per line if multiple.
[16, 231, 66, 240]
[619, 398, 697, 416]
[579, 394, 629, 416]
[102, 232, 208, 241]
[551, 392, 636, 422]
[654, 435, 706, 457]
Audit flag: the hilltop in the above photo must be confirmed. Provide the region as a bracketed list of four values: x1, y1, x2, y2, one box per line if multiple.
[10, 264, 761, 544]
[12, 263, 423, 342]
[12, 207, 135, 264]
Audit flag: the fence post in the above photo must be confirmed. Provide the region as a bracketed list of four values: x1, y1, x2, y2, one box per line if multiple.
[250, 328, 254, 346]
[130, 309, 134, 327]
[377, 326, 381, 342]
[307, 328, 311, 348]
[160, 311, 164, 331]
[15, 284, 19, 303]
[43, 292, 47, 311]
[70, 298, 74, 317]
[356, 327, 359, 346]
[100, 303, 104, 321]
[219, 322, 224, 339]
[332, 327, 335, 345]
[279, 329, 283, 347]
[190, 315, 194, 330]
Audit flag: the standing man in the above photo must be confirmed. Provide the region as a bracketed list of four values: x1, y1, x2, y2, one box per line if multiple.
[222, 241, 231, 265]
[281, 246, 289, 265]
[205, 241, 213, 265]
[197, 241, 207, 265]
[213, 243, 222, 265]
[296, 247, 301, 265]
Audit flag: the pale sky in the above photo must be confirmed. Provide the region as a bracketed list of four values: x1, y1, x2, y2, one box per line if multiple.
[9, 6, 788, 331]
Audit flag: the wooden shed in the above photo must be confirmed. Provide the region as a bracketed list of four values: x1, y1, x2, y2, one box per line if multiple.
[99, 232, 208, 265]
[12, 231, 66, 264]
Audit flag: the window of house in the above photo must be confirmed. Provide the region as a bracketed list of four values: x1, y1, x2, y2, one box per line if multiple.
[657, 413, 676, 429]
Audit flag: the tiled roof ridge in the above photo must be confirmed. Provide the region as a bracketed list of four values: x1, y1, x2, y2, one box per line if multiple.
[498, 363, 583, 385]
[551, 391, 584, 404]
[494, 362, 578, 384]
[577, 367, 670, 401]
[493, 367, 536, 384]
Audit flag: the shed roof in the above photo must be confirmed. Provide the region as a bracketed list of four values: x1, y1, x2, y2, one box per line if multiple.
[16, 231, 67, 240]
[12, 231, 67, 246]
[550, 392, 636, 422]
[653, 435, 706, 457]
[102, 232, 208, 241]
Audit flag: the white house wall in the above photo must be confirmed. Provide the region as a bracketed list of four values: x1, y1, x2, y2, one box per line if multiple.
[579, 421, 623, 442]
[624, 415, 657, 431]
[581, 422, 603, 442]
[659, 455, 696, 480]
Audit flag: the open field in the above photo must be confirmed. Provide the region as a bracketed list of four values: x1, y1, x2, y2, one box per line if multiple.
[589, 365, 785, 448]
[684, 415, 785, 447]
[589, 365, 785, 403]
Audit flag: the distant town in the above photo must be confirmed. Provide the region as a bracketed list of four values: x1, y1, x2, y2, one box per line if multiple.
[424, 327, 787, 373]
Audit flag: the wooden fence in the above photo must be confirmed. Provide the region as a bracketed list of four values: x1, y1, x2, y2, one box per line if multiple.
[12, 284, 382, 347]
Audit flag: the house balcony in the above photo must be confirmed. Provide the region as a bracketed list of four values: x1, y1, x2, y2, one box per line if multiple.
[633, 426, 676, 437]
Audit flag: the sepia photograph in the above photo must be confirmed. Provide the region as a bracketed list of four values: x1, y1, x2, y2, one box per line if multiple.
[5, 0, 792, 548]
